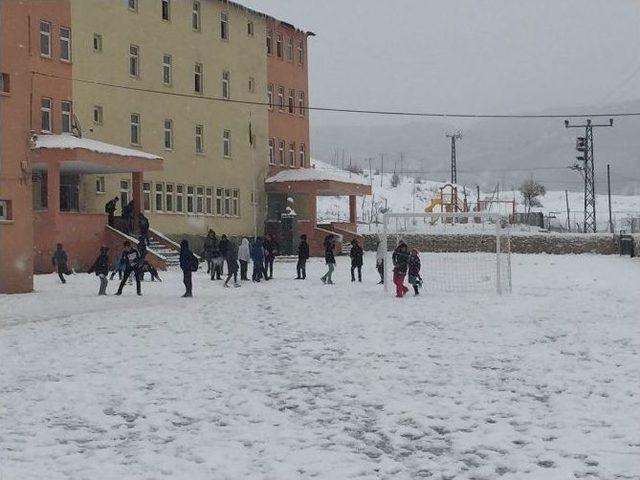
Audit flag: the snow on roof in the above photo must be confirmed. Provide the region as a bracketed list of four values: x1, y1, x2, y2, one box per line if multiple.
[33, 134, 162, 160]
[266, 159, 370, 186]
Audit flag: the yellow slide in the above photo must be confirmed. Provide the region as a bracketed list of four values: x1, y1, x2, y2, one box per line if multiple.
[424, 198, 442, 213]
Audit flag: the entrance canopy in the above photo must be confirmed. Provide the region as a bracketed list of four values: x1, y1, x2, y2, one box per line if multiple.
[31, 134, 163, 174]
[265, 167, 371, 196]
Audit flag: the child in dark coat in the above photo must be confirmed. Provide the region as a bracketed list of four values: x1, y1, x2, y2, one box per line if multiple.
[88, 246, 110, 295]
[350, 239, 364, 282]
[407, 249, 422, 296]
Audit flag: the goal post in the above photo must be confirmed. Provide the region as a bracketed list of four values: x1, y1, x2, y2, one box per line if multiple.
[381, 212, 512, 295]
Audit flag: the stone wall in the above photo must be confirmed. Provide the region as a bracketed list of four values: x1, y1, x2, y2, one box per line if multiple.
[363, 233, 620, 255]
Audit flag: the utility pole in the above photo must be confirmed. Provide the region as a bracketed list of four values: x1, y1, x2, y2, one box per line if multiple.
[446, 131, 463, 184]
[565, 190, 571, 232]
[565, 118, 614, 233]
[380, 154, 384, 188]
[607, 164, 613, 234]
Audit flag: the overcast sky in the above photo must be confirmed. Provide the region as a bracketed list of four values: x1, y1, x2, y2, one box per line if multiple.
[241, 0, 640, 126]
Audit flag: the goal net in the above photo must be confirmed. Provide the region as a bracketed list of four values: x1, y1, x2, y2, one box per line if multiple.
[381, 212, 512, 295]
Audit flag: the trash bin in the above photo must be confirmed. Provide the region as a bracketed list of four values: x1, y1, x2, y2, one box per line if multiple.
[620, 234, 635, 257]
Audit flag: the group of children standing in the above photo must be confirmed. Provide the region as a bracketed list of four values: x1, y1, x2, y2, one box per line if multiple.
[53, 232, 422, 299]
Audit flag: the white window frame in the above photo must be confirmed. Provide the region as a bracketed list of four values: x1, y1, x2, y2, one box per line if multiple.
[223, 130, 231, 158]
[215, 187, 223, 215]
[161, 0, 171, 21]
[176, 184, 185, 213]
[128, 0, 138, 12]
[130, 113, 141, 145]
[129, 44, 140, 78]
[232, 189, 239, 217]
[96, 176, 106, 194]
[288, 143, 295, 167]
[194, 62, 203, 93]
[195, 124, 204, 153]
[220, 12, 229, 40]
[268, 138, 275, 165]
[41, 97, 52, 133]
[278, 140, 285, 166]
[299, 144, 306, 168]
[0, 200, 8, 221]
[165, 183, 174, 213]
[196, 186, 204, 214]
[224, 188, 231, 216]
[276, 33, 283, 58]
[60, 26, 71, 62]
[286, 36, 294, 61]
[61, 100, 72, 133]
[120, 180, 130, 206]
[40, 20, 51, 58]
[288, 89, 295, 114]
[247, 21, 254, 37]
[267, 84, 273, 109]
[298, 40, 304, 66]
[278, 86, 285, 111]
[298, 91, 305, 117]
[222, 70, 230, 99]
[163, 118, 173, 150]
[0, 73, 9, 94]
[162, 54, 172, 86]
[248, 77, 255, 93]
[192, 1, 201, 31]
[93, 33, 103, 53]
[186, 185, 195, 214]
[143, 181, 151, 211]
[205, 187, 213, 215]
[93, 105, 103, 125]
[155, 183, 164, 212]
[266, 29, 273, 55]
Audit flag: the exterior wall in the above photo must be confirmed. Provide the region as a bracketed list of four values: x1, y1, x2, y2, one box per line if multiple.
[266, 19, 310, 177]
[0, 0, 72, 293]
[71, 0, 269, 238]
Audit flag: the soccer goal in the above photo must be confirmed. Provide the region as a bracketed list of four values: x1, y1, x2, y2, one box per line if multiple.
[381, 212, 512, 295]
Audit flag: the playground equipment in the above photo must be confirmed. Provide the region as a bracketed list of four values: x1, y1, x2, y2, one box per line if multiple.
[424, 184, 469, 223]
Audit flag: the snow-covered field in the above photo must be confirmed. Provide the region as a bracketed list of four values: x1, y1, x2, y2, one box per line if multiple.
[1, 254, 640, 480]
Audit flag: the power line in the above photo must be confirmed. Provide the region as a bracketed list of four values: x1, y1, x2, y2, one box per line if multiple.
[32, 71, 640, 120]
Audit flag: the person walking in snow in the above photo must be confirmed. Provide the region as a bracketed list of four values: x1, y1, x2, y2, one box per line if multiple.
[350, 238, 364, 282]
[122, 200, 135, 235]
[105, 196, 119, 227]
[376, 239, 386, 285]
[296, 234, 309, 280]
[138, 212, 150, 246]
[115, 241, 143, 296]
[407, 249, 422, 296]
[238, 237, 251, 281]
[392, 241, 410, 298]
[210, 235, 224, 281]
[320, 235, 337, 285]
[251, 237, 266, 282]
[223, 239, 240, 288]
[179, 239, 198, 297]
[52, 243, 72, 284]
[218, 234, 230, 272]
[87, 246, 110, 295]
[203, 230, 217, 275]
[263, 233, 279, 280]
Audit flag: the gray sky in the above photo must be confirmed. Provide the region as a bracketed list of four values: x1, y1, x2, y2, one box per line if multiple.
[242, 0, 640, 126]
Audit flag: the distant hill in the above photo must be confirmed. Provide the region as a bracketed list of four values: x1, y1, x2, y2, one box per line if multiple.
[311, 100, 640, 195]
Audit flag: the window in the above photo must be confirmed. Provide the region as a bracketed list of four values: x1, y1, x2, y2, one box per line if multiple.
[155, 183, 164, 211]
[289, 143, 295, 167]
[161, 0, 170, 21]
[278, 140, 285, 166]
[128, 0, 138, 12]
[222, 70, 230, 99]
[61, 100, 72, 133]
[41, 97, 52, 132]
[162, 54, 172, 85]
[205, 187, 213, 215]
[93, 105, 103, 125]
[298, 40, 304, 65]
[220, 12, 229, 40]
[278, 86, 285, 111]
[40, 21, 51, 57]
[195, 124, 204, 153]
[163, 119, 173, 150]
[276, 34, 283, 58]
[196, 186, 204, 214]
[194, 63, 203, 93]
[192, 1, 201, 31]
[186, 186, 195, 214]
[0, 73, 10, 94]
[268, 138, 275, 165]
[120, 180, 130, 206]
[223, 130, 231, 158]
[247, 21, 254, 37]
[232, 189, 239, 217]
[298, 92, 306, 117]
[215, 188, 223, 215]
[165, 183, 174, 212]
[266, 29, 273, 55]
[288, 89, 295, 114]
[130, 113, 140, 145]
[143, 182, 151, 211]
[248, 77, 255, 93]
[286, 37, 293, 61]
[0, 200, 9, 221]
[267, 84, 273, 109]
[299, 144, 306, 167]
[224, 189, 231, 216]
[129, 45, 139, 77]
[60, 27, 71, 61]
[93, 34, 102, 52]
[96, 176, 106, 194]
[176, 184, 184, 213]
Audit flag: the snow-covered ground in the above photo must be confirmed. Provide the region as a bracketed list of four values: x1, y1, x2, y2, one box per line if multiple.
[1, 254, 640, 480]
[312, 159, 640, 231]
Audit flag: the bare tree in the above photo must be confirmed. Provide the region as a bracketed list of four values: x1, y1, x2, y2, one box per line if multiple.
[519, 177, 546, 214]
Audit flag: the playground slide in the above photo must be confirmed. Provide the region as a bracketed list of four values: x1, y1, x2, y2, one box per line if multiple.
[424, 198, 442, 213]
